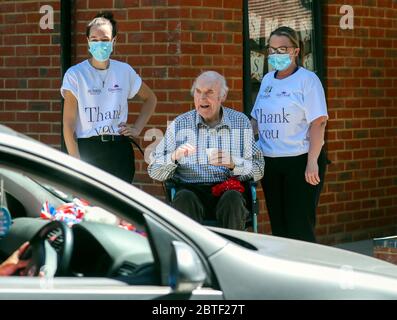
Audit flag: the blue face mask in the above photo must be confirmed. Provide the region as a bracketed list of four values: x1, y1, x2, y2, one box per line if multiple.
[268, 54, 292, 71]
[88, 41, 113, 62]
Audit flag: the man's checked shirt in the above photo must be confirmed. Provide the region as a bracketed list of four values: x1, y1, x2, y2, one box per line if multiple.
[148, 107, 264, 184]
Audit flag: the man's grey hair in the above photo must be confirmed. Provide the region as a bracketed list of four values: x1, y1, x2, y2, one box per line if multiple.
[190, 71, 229, 100]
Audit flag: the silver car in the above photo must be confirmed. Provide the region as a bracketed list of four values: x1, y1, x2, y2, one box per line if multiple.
[0, 124, 397, 300]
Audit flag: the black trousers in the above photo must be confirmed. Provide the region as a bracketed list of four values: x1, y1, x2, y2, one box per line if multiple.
[172, 184, 249, 230]
[261, 149, 327, 243]
[77, 138, 135, 183]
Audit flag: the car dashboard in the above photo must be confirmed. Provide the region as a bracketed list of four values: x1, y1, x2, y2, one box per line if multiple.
[70, 221, 154, 278]
[0, 218, 155, 282]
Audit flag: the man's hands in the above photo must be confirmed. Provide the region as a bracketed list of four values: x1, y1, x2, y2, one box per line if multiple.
[0, 242, 30, 276]
[171, 144, 235, 170]
[209, 150, 235, 170]
[171, 143, 196, 162]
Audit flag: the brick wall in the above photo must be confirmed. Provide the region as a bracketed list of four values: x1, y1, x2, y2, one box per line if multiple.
[0, 0, 61, 145]
[320, 0, 397, 244]
[0, 0, 396, 244]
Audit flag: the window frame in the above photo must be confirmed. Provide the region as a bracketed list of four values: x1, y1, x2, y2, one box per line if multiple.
[243, 0, 324, 115]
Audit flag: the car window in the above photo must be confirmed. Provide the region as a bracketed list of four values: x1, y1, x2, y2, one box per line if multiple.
[0, 166, 159, 285]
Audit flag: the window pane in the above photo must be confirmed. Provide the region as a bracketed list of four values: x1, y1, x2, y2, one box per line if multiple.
[247, 0, 316, 106]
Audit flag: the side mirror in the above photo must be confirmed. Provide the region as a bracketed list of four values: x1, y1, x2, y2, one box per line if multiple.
[169, 241, 206, 293]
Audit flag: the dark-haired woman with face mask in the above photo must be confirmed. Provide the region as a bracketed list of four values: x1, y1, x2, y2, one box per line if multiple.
[61, 12, 157, 183]
[251, 26, 328, 243]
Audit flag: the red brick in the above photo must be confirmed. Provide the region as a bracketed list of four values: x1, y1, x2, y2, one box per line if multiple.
[181, 21, 202, 33]
[5, 13, 26, 24]
[127, 9, 154, 20]
[191, 8, 213, 19]
[119, 21, 141, 32]
[154, 56, 180, 66]
[138, 20, 161, 32]
[7, 125, 28, 135]
[115, 0, 140, 7]
[0, 89, 17, 99]
[39, 113, 61, 122]
[27, 79, 51, 89]
[3, 35, 27, 45]
[114, 44, 140, 55]
[87, 0, 114, 9]
[15, 90, 38, 100]
[128, 33, 153, 43]
[222, 0, 241, 9]
[0, 2, 15, 12]
[39, 135, 61, 146]
[16, 23, 41, 34]
[0, 112, 16, 121]
[27, 123, 51, 133]
[180, 44, 201, 54]
[126, 56, 153, 66]
[192, 32, 211, 42]
[16, 112, 40, 122]
[156, 31, 181, 43]
[40, 90, 61, 100]
[203, 44, 222, 54]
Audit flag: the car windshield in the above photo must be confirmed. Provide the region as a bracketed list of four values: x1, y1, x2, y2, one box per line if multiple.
[32, 179, 74, 203]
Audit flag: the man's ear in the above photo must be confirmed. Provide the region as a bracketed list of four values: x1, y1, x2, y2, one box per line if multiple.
[220, 91, 228, 103]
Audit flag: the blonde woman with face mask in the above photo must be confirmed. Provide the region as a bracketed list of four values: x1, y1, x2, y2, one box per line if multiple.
[251, 26, 328, 243]
[61, 11, 157, 183]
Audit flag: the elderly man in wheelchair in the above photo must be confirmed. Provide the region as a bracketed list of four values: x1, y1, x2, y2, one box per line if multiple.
[148, 71, 264, 231]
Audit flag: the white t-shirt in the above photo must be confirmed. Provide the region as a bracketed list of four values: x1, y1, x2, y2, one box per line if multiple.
[60, 59, 142, 138]
[251, 67, 328, 157]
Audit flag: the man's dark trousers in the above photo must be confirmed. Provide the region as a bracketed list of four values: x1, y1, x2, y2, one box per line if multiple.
[172, 184, 248, 230]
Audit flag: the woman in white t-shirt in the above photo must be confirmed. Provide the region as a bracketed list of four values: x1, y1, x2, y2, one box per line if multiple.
[61, 11, 157, 183]
[251, 26, 328, 242]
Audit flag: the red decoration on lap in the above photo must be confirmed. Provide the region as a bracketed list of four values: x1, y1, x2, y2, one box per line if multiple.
[211, 178, 245, 197]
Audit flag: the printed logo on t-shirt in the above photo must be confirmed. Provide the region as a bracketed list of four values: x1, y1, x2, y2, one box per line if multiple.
[258, 85, 272, 99]
[108, 84, 122, 93]
[276, 91, 290, 97]
[88, 87, 101, 95]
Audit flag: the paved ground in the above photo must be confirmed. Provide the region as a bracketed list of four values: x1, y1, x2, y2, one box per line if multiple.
[334, 240, 373, 257]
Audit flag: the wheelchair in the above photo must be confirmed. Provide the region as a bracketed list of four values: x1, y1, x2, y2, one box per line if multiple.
[164, 179, 259, 233]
